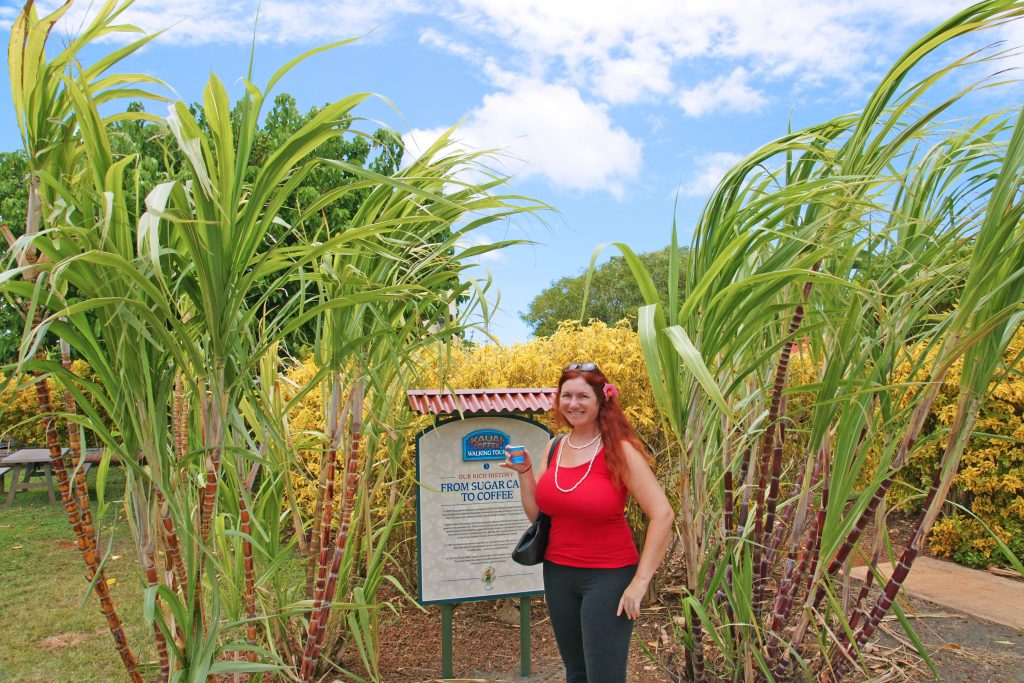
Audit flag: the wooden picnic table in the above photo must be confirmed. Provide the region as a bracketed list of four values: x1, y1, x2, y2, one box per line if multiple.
[1, 447, 72, 507]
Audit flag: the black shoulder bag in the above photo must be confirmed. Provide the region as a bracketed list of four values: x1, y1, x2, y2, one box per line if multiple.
[511, 434, 564, 566]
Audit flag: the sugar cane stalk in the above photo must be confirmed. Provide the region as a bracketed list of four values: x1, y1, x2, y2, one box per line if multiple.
[34, 331, 144, 681]
[767, 444, 830, 678]
[307, 378, 350, 599]
[810, 359, 951, 613]
[198, 377, 227, 543]
[299, 376, 364, 680]
[11, 203, 143, 680]
[239, 490, 258, 663]
[840, 392, 981, 675]
[58, 338, 95, 540]
[755, 272, 818, 608]
[141, 522, 172, 682]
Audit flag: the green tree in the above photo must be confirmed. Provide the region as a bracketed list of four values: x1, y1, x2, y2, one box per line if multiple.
[245, 93, 404, 239]
[243, 94, 408, 349]
[521, 245, 688, 336]
[0, 95, 406, 356]
[0, 151, 28, 361]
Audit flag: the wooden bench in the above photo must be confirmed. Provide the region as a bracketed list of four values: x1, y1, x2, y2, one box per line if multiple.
[0, 466, 10, 495]
[83, 447, 122, 465]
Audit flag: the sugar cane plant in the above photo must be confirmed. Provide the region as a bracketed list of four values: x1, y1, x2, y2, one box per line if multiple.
[610, 1, 1024, 680]
[3, 0, 543, 680]
[3, 1, 165, 679]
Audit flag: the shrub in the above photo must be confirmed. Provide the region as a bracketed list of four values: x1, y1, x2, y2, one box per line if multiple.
[426, 319, 659, 447]
[284, 319, 663, 519]
[0, 359, 96, 447]
[894, 328, 1024, 567]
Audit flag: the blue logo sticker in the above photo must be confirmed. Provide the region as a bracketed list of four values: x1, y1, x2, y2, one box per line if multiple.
[463, 429, 510, 461]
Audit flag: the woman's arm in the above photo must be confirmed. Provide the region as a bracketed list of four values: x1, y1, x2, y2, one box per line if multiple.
[500, 437, 556, 522]
[616, 441, 674, 620]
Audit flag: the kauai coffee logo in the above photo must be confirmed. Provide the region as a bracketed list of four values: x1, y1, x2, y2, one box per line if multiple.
[463, 429, 510, 461]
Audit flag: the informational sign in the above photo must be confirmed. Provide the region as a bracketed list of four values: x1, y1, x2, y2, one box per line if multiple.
[416, 415, 551, 604]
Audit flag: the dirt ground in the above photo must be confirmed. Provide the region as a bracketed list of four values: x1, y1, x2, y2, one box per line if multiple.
[364, 518, 1023, 683]
[372, 596, 678, 683]
[366, 589, 1023, 683]
[362, 511, 1023, 682]
[859, 591, 1024, 683]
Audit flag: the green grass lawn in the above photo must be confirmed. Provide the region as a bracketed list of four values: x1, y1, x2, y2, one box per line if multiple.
[0, 468, 157, 682]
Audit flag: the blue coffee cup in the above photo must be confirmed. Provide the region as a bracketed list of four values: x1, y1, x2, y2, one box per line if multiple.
[507, 445, 526, 464]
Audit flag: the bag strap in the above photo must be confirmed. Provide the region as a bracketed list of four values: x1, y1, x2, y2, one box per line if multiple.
[546, 434, 565, 467]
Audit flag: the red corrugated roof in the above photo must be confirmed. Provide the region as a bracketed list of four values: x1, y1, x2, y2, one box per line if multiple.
[407, 388, 556, 416]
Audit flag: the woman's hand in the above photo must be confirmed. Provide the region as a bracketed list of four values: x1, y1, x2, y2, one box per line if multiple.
[616, 576, 650, 620]
[499, 445, 533, 474]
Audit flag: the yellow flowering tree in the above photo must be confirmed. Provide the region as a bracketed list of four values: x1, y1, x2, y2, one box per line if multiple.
[899, 328, 1024, 566]
[285, 319, 665, 517]
[0, 360, 99, 446]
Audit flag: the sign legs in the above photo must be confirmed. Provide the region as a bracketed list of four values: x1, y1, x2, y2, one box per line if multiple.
[441, 603, 454, 678]
[519, 596, 532, 677]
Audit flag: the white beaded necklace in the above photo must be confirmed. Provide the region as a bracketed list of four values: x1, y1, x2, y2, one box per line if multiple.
[566, 430, 601, 449]
[555, 437, 601, 493]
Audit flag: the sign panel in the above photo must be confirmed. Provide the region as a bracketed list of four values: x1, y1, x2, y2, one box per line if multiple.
[416, 415, 550, 604]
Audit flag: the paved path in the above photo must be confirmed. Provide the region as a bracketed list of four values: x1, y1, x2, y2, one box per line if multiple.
[849, 556, 1024, 629]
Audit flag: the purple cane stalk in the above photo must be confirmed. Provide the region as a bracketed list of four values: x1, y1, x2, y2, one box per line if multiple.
[835, 468, 943, 676]
[239, 492, 258, 667]
[756, 270, 819, 605]
[813, 357, 951, 609]
[299, 378, 364, 680]
[764, 444, 827, 675]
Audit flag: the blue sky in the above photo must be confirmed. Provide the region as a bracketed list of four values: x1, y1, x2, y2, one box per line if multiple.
[2, 1, 1022, 343]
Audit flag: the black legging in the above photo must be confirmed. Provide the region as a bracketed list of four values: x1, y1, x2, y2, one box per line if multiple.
[543, 561, 637, 683]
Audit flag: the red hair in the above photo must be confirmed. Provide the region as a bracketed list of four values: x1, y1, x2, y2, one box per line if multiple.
[551, 367, 650, 488]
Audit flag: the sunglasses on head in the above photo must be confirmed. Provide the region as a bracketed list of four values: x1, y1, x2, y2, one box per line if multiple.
[563, 362, 600, 373]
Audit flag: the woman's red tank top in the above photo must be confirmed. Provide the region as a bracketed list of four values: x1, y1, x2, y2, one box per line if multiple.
[535, 441, 638, 568]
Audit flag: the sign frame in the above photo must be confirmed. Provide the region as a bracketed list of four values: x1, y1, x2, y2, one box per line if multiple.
[414, 413, 551, 606]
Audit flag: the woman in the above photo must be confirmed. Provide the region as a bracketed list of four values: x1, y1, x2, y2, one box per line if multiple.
[503, 362, 673, 683]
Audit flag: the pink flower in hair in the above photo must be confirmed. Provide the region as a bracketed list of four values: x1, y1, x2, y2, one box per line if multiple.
[603, 383, 619, 400]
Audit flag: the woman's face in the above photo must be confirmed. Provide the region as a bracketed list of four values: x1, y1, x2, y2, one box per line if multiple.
[559, 376, 600, 430]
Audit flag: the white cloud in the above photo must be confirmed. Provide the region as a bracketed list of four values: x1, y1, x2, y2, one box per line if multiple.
[593, 45, 674, 104]
[995, 13, 1024, 72]
[0, 6, 17, 31]
[455, 233, 506, 262]
[442, 0, 970, 105]
[29, 1, 996, 114]
[419, 27, 477, 60]
[677, 68, 767, 117]
[681, 152, 745, 198]
[34, 0, 414, 45]
[406, 78, 642, 198]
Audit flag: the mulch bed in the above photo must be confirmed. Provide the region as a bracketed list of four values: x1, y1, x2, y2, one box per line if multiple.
[370, 596, 678, 682]
[336, 515, 1020, 682]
